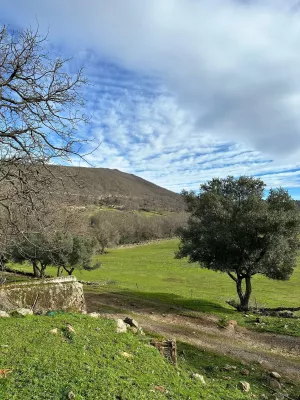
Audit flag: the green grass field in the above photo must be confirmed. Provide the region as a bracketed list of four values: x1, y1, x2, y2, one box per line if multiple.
[0, 314, 298, 399]
[13, 239, 299, 308]
[9, 239, 300, 335]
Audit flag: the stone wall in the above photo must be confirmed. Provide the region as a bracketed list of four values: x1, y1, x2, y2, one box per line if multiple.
[0, 276, 86, 312]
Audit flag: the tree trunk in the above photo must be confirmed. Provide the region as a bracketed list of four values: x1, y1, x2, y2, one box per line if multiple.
[57, 266, 62, 277]
[236, 275, 252, 311]
[40, 263, 47, 278]
[62, 266, 75, 276]
[32, 260, 40, 278]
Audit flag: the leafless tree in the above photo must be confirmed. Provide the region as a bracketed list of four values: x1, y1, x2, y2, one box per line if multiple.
[0, 24, 90, 244]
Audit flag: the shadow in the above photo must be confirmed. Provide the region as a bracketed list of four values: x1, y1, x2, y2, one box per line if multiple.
[85, 287, 237, 317]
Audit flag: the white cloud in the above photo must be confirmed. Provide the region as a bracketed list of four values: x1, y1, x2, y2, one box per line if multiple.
[1, 0, 300, 195]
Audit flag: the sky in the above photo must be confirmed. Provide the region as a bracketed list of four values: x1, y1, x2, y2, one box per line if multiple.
[1, 0, 300, 196]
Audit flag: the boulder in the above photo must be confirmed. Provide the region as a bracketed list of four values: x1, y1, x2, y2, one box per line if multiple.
[13, 308, 33, 316]
[192, 373, 206, 384]
[50, 328, 58, 335]
[88, 312, 100, 318]
[241, 369, 249, 376]
[238, 381, 250, 392]
[116, 319, 127, 333]
[268, 378, 281, 390]
[270, 371, 281, 380]
[0, 310, 10, 318]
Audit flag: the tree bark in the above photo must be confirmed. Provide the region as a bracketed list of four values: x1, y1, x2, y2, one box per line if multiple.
[236, 275, 252, 311]
[32, 260, 40, 278]
[62, 266, 75, 276]
[57, 266, 62, 277]
[40, 263, 47, 278]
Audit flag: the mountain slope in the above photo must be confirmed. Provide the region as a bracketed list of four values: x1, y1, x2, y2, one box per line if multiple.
[47, 165, 185, 212]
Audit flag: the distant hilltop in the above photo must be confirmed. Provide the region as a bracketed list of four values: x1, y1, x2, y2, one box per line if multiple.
[44, 165, 185, 212]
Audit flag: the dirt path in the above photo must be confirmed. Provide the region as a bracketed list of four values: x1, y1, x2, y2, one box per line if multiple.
[85, 291, 300, 381]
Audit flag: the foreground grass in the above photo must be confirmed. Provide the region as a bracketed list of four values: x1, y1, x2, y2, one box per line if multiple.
[9, 239, 300, 335]
[0, 314, 297, 399]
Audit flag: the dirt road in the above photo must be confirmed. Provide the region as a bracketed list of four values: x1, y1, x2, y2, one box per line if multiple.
[85, 291, 300, 381]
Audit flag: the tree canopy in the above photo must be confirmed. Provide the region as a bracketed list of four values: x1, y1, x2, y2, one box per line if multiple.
[176, 176, 300, 311]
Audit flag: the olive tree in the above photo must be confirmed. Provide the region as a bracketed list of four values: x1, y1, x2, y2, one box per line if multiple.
[90, 212, 120, 254]
[11, 232, 53, 278]
[176, 176, 300, 311]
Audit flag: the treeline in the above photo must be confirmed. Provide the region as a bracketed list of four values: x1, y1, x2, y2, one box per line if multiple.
[89, 210, 187, 252]
[0, 204, 187, 279]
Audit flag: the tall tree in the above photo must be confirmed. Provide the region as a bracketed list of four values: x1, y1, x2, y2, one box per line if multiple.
[176, 176, 300, 311]
[0, 25, 89, 230]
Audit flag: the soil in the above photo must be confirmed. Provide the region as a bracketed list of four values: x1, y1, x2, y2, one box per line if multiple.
[85, 291, 300, 382]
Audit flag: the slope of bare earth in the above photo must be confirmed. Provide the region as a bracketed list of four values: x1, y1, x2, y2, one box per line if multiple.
[85, 291, 300, 382]
[44, 165, 185, 212]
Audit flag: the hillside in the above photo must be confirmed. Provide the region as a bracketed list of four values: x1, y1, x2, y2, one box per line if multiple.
[1, 313, 296, 399]
[45, 165, 185, 212]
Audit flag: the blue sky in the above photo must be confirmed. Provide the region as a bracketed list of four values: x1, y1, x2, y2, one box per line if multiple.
[1, 0, 300, 197]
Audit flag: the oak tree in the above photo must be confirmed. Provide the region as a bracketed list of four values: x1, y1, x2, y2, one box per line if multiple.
[176, 176, 300, 311]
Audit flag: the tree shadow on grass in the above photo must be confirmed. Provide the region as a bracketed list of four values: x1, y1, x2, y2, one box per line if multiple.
[87, 286, 237, 317]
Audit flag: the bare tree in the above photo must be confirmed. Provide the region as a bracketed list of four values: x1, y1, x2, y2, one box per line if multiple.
[0, 25, 89, 222]
[0, 24, 91, 260]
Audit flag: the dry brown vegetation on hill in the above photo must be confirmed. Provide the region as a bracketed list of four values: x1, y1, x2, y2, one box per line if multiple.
[42, 165, 185, 212]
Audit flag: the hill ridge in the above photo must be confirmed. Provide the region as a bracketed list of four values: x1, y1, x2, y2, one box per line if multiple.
[47, 165, 185, 212]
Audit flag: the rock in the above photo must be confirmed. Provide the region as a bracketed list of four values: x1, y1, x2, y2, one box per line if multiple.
[0, 277, 86, 313]
[66, 324, 75, 334]
[270, 371, 281, 380]
[228, 320, 237, 326]
[116, 319, 127, 333]
[139, 327, 145, 336]
[88, 312, 100, 318]
[153, 385, 168, 394]
[13, 308, 33, 316]
[268, 378, 281, 390]
[259, 360, 272, 370]
[0, 311, 10, 318]
[238, 381, 250, 392]
[223, 364, 237, 371]
[241, 369, 249, 376]
[50, 328, 58, 335]
[192, 373, 206, 384]
[123, 317, 139, 328]
[67, 391, 76, 399]
[120, 351, 133, 359]
[130, 327, 138, 334]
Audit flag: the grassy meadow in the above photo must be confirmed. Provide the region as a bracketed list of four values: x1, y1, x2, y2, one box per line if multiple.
[10, 239, 300, 310]
[10, 239, 300, 334]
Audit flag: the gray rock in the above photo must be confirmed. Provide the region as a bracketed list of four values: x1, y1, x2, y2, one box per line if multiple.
[0, 310, 10, 318]
[223, 364, 237, 371]
[270, 371, 281, 380]
[116, 319, 127, 333]
[268, 378, 281, 390]
[192, 373, 206, 384]
[13, 308, 33, 316]
[238, 381, 250, 392]
[88, 312, 100, 318]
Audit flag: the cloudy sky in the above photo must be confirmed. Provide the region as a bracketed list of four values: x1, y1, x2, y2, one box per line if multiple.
[2, 0, 300, 196]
